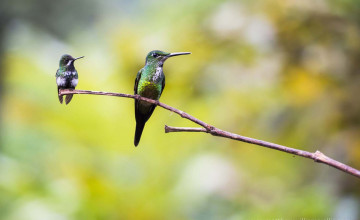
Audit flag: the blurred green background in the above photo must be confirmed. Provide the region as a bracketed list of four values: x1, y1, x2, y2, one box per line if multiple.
[1, 0, 360, 219]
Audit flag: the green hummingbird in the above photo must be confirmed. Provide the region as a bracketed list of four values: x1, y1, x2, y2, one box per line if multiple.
[55, 54, 84, 104]
[134, 50, 191, 146]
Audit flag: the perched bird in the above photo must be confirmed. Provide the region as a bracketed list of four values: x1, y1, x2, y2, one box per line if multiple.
[134, 50, 191, 146]
[55, 54, 84, 104]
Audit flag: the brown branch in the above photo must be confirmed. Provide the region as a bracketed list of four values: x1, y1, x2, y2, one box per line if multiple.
[59, 89, 360, 179]
[165, 126, 360, 178]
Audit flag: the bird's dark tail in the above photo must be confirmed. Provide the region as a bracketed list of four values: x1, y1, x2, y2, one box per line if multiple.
[58, 87, 63, 104]
[134, 122, 145, 147]
[65, 94, 73, 105]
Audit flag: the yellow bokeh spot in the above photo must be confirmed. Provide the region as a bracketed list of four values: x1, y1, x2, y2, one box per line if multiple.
[285, 68, 326, 106]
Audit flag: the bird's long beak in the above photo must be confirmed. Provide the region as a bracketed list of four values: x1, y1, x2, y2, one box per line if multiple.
[74, 56, 85, 60]
[167, 52, 191, 58]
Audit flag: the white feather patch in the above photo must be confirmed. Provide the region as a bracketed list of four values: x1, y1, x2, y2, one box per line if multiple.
[71, 78, 78, 87]
[64, 71, 72, 76]
[152, 67, 162, 81]
[56, 77, 66, 86]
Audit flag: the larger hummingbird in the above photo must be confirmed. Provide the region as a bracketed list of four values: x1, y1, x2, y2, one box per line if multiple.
[55, 54, 84, 104]
[134, 50, 191, 146]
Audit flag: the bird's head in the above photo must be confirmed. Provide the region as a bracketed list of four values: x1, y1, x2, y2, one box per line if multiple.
[59, 54, 84, 68]
[145, 50, 191, 66]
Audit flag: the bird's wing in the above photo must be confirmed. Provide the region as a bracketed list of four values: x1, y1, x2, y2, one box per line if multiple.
[134, 68, 156, 123]
[55, 69, 63, 104]
[57, 86, 63, 104]
[160, 75, 165, 96]
[134, 68, 143, 94]
[134, 68, 143, 122]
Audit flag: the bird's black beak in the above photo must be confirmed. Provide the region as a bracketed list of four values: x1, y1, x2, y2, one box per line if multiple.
[167, 52, 191, 58]
[74, 56, 85, 60]
[162, 52, 191, 63]
[159, 52, 190, 65]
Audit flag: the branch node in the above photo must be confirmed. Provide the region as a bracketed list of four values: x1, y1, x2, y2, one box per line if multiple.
[206, 125, 215, 131]
[179, 111, 186, 118]
[314, 150, 328, 163]
[164, 125, 170, 133]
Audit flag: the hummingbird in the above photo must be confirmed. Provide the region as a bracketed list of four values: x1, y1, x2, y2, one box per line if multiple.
[134, 50, 191, 146]
[55, 54, 84, 104]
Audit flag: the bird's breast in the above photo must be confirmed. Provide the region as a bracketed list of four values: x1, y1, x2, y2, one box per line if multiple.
[63, 71, 77, 77]
[56, 77, 66, 86]
[56, 74, 78, 88]
[71, 78, 78, 87]
[138, 81, 161, 100]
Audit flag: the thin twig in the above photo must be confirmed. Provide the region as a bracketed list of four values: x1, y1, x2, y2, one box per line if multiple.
[59, 89, 360, 179]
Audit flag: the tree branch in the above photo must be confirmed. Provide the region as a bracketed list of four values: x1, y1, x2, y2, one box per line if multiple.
[59, 89, 360, 179]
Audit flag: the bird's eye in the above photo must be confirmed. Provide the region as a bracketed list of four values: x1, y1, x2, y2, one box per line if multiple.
[152, 53, 158, 58]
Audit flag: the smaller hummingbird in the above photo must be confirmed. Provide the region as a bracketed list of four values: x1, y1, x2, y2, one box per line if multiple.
[55, 54, 84, 104]
[134, 50, 191, 146]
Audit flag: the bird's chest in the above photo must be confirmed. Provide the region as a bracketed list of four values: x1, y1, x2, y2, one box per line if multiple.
[137, 67, 163, 99]
[138, 81, 161, 100]
[150, 67, 163, 83]
[56, 71, 78, 87]
[62, 70, 77, 77]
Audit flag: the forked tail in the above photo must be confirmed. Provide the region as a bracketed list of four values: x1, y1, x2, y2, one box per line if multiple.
[58, 87, 63, 104]
[65, 94, 73, 105]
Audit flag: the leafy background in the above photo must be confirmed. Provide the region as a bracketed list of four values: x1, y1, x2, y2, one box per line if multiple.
[0, 0, 359, 219]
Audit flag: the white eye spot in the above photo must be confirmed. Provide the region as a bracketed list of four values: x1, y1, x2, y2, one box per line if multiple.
[66, 60, 72, 66]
